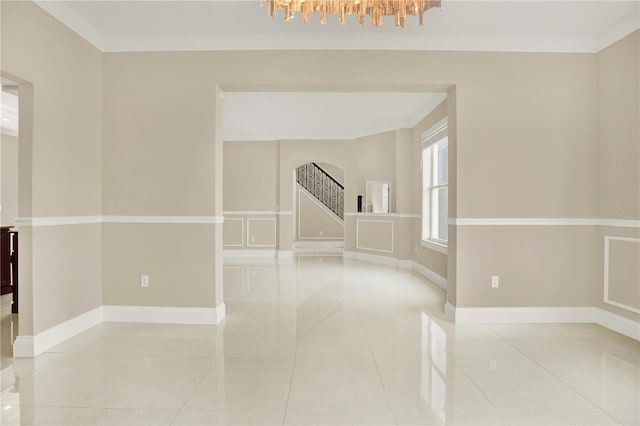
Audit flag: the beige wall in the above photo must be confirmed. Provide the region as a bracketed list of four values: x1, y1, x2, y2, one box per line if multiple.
[595, 31, 639, 321]
[297, 187, 344, 240]
[103, 223, 214, 308]
[2, 1, 103, 335]
[457, 226, 597, 308]
[1, 133, 19, 226]
[597, 31, 640, 222]
[224, 141, 279, 211]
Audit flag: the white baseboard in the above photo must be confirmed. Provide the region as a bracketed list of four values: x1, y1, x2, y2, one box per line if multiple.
[103, 304, 225, 325]
[445, 304, 639, 341]
[13, 306, 103, 357]
[343, 250, 398, 267]
[223, 250, 277, 258]
[412, 261, 447, 290]
[13, 303, 227, 358]
[294, 240, 344, 249]
[398, 259, 413, 269]
[453, 306, 596, 324]
[595, 308, 640, 340]
[343, 252, 448, 290]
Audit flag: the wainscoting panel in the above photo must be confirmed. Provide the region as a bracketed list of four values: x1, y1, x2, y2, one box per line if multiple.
[604, 236, 640, 313]
[247, 218, 277, 247]
[356, 219, 394, 254]
[223, 218, 244, 247]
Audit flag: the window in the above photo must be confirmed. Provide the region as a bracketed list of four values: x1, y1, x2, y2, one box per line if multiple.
[422, 119, 448, 250]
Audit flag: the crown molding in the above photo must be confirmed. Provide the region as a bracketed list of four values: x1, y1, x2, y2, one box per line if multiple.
[34, 0, 105, 51]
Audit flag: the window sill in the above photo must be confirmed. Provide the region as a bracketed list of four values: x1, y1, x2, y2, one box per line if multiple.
[420, 240, 448, 255]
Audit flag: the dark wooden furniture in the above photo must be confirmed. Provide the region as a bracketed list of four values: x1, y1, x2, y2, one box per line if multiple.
[1, 226, 18, 313]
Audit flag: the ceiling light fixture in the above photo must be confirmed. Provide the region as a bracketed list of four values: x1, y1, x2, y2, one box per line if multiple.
[260, 0, 442, 28]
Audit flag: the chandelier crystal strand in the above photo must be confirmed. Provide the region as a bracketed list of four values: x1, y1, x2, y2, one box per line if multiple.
[259, 0, 441, 28]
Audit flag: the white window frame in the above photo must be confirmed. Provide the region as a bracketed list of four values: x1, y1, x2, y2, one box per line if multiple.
[421, 118, 448, 255]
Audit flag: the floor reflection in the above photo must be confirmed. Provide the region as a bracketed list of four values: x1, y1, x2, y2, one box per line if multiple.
[1, 255, 638, 425]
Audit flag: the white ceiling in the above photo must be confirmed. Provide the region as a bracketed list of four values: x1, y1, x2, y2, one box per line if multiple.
[36, 1, 639, 53]
[223, 92, 447, 141]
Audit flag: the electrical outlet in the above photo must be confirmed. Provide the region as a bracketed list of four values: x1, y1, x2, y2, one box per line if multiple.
[141, 275, 149, 288]
[490, 359, 498, 370]
[319, 230, 323, 236]
[251, 236, 255, 243]
[491, 275, 499, 288]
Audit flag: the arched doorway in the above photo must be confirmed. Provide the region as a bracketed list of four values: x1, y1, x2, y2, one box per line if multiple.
[293, 162, 344, 250]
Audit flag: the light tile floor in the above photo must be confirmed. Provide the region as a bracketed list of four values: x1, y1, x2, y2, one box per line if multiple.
[1, 254, 638, 425]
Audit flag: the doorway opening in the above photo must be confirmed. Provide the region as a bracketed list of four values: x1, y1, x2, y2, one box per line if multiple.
[1, 77, 20, 360]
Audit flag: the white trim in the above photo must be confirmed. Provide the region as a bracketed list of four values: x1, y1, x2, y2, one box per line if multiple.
[356, 219, 394, 254]
[15, 216, 102, 227]
[13, 307, 104, 357]
[103, 304, 225, 325]
[246, 217, 277, 247]
[444, 305, 639, 341]
[450, 218, 640, 228]
[223, 250, 277, 258]
[15, 215, 224, 227]
[603, 236, 640, 314]
[224, 211, 279, 216]
[223, 217, 245, 247]
[278, 211, 293, 216]
[595, 308, 640, 341]
[104, 216, 224, 224]
[420, 239, 448, 255]
[412, 261, 448, 290]
[444, 302, 456, 322]
[343, 250, 398, 267]
[598, 219, 640, 228]
[345, 212, 420, 218]
[453, 306, 597, 324]
[278, 250, 293, 258]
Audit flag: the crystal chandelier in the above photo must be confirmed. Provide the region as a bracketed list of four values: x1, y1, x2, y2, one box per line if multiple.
[260, 0, 442, 28]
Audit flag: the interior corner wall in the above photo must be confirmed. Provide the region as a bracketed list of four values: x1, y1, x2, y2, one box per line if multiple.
[595, 30, 640, 322]
[1, 1, 103, 335]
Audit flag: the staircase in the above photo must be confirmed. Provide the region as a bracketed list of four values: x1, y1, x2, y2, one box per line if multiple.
[296, 163, 344, 220]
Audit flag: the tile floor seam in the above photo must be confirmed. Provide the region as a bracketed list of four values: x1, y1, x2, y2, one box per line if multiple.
[170, 354, 218, 420]
[495, 328, 624, 425]
[360, 323, 399, 426]
[448, 352, 517, 426]
[281, 339, 299, 426]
